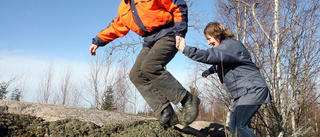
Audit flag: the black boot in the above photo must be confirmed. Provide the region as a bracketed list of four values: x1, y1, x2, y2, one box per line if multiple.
[158, 104, 179, 126]
[181, 92, 200, 125]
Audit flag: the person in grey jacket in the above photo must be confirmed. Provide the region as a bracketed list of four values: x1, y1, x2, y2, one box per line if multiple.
[176, 22, 272, 137]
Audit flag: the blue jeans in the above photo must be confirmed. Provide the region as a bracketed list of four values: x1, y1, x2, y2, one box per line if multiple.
[129, 37, 187, 114]
[229, 105, 261, 137]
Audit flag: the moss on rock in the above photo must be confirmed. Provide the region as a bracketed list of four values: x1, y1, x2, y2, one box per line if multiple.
[0, 113, 194, 137]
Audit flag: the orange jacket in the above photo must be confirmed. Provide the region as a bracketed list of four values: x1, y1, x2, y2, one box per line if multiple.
[92, 0, 188, 47]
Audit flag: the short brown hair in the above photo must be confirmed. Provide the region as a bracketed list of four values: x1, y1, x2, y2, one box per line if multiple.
[204, 22, 235, 41]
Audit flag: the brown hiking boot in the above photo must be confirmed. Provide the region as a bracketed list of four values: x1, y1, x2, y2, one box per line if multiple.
[181, 92, 200, 125]
[158, 104, 179, 126]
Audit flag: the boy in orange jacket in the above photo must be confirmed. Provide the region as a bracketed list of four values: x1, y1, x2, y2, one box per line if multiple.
[89, 0, 200, 126]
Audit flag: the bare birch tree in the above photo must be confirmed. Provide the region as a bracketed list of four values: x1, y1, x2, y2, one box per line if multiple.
[283, 0, 320, 136]
[37, 61, 55, 104]
[86, 48, 117, 110]
[112, 59, 133, 113]
[59, 66, 73, 106]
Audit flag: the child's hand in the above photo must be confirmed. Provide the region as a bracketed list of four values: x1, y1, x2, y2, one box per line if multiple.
[89, 44, 99, 56]
[176, 37, 186, 52]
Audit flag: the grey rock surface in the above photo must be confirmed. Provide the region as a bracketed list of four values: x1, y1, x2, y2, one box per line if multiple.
[0, 100, 227, 136]
[0, 100, 156, 126]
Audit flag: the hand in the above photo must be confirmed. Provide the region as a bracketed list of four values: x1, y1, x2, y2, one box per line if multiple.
[202, 70, 211, 78]
[176, 36, 186, 52]
[89, 44, 99, 56]
[175, 35, 182, 47]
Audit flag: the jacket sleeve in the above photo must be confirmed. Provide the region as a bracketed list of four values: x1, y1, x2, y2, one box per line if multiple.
[182, 45, 242, 65]
[208, 66, 216, 74]
[92, 15, 130, 47]
[159, 0, 188, 37]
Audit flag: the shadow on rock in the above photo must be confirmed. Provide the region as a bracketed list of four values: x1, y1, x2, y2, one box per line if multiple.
[200, 123, 228, 137]
[174, 122, 228, 137]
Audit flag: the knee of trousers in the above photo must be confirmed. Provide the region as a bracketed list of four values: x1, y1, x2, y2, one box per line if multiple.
[140, 63, 162, 79]
[129, 68, 140, 84]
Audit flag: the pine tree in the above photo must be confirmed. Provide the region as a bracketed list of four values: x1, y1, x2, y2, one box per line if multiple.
[0, 82, 8, 100]
[10, 89, 21, 101]
[102, 86, 114, 110]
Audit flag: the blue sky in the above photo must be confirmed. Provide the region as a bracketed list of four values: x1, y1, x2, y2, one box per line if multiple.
[0, 0, 119, 60]
[0, 0, 214, 104]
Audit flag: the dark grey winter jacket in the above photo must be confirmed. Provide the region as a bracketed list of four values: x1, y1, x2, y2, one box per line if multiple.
[183, 38, 269, 100]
